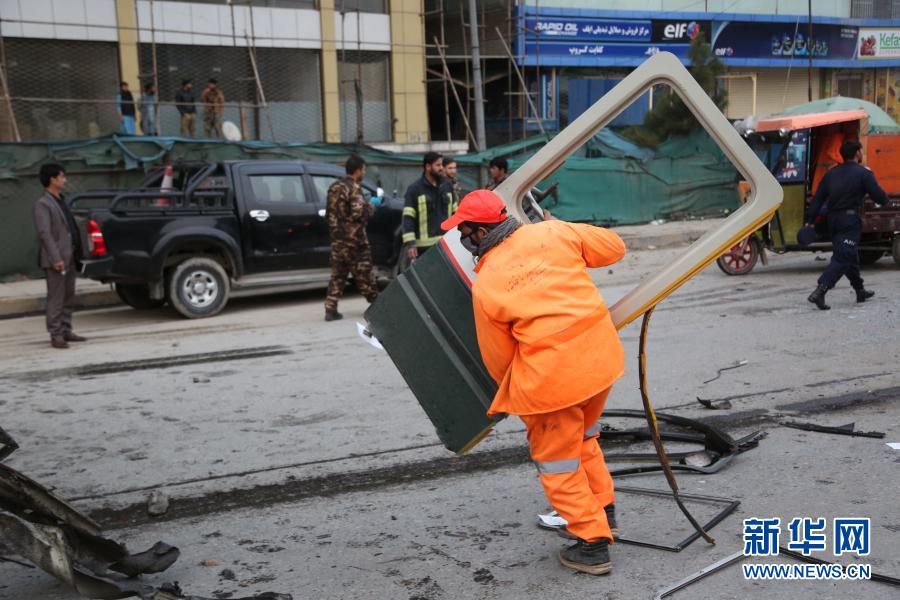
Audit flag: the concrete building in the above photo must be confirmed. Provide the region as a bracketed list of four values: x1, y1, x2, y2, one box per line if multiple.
[424, 1, 900, 144]
[0, 0, 434, 149]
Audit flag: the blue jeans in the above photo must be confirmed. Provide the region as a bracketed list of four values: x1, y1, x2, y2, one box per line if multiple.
[120, 116, 136, 134]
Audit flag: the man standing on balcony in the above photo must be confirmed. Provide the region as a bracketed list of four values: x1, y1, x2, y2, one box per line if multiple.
[175, 79, 197, 137]
[140, 83, 158, 136]
[116, 81, 136, 135]
[200, 79, 225, 139]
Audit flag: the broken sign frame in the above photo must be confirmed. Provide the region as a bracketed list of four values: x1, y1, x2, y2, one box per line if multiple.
[614, 486, 740, 553]
[442, 51, 783, 329]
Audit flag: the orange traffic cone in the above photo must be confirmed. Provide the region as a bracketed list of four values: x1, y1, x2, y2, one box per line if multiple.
[155, 164, 174, 206]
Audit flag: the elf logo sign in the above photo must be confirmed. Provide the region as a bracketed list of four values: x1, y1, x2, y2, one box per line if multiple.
[652, 20, 711, 43]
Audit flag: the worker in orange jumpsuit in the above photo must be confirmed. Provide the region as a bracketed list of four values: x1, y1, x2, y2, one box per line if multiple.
[441, 189, 626, 575]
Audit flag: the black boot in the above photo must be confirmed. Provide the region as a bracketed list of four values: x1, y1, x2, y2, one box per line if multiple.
[604, 504, 619, 539]
[855, 288, 874, 303]
[807, 285, 830, 310]
[558, 538, 612, 575]
[324, 311, 343, 322]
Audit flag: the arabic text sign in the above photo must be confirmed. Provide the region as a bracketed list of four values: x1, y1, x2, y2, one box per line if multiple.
[525, 17, 651, 42]
[524, 42, 691, 60]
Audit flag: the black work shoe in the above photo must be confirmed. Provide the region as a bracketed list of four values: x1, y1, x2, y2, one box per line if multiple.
[63, 331, 87, 342]
[51, 336, 69, 349]
[605, 504, 619, 539]
[559, 538, 612, 575]
[807, 285, 830, 310]
[855, 288, 874, 303]
[324, 311, 343, 322]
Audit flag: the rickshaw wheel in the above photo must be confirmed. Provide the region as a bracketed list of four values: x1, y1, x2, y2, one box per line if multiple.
[716, 237, 759, 276]
[859, 250, 884, 266]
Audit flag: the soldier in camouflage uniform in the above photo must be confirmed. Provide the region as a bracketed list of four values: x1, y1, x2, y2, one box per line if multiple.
[324, 155, 378, 321]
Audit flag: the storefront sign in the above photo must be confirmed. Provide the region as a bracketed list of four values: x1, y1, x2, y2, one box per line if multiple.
[857, 28, 900, 59]
[524, 17, 651, 42]
[712, 21, 858, 60]
[651, 20, 712, 44]
[523, 41, 692, 61]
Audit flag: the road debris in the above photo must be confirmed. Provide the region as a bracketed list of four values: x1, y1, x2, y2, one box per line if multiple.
[702, 359, 748, 384]
[538, 486, 739, 553]
[696, 396, 733, 410]
[148, 490, 171, 516]
[784, 421, 885, 439]
[0, 427, 292, 600]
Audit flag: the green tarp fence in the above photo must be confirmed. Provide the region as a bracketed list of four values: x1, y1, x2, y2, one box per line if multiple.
[0, 131, 738, 279]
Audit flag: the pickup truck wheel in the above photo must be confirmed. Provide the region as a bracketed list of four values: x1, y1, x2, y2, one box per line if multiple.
[115, 284, 164, 310]
[167, 258, 230, 318]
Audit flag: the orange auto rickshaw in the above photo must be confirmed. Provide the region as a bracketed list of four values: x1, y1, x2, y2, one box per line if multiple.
[717, 109, 900, 274]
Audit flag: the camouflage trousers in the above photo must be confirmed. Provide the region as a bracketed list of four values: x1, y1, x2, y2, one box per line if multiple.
[325, 241, 378, 313]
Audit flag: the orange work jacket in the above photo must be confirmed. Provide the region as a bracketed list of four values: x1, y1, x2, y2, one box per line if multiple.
[471, 219, 626, 416]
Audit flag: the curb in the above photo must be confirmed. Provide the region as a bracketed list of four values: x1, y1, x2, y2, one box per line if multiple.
[0, 289, 121, 320]
[620, 230, 709, 251]
[0, 227, 713, 319]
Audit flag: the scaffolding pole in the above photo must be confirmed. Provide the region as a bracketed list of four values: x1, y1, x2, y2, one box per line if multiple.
[0, 22, 21, 142]
[466, 0, 486, 151]
[434, 36, 478, 149]
[495, 26, 545, 136]
[245, 35, 277, 142]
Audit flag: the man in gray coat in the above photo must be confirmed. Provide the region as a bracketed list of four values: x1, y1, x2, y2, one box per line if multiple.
[33, 163, 87, 349]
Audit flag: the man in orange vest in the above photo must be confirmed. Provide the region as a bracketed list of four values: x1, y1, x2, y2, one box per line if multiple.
[441, 189, 626, 575]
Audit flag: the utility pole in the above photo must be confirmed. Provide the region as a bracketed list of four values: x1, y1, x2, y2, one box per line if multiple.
[466, 0, 486, 152]
[807, 0, 813, 101]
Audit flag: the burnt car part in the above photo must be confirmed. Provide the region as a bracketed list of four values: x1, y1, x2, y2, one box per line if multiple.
[783, 421, 885, 439]
[0, 433, 291, 600]
[599, 410, 766, 477]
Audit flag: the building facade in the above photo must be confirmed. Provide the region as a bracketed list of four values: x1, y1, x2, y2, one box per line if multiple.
[0, 0, 430, 147]
[516, 1, 900, 131]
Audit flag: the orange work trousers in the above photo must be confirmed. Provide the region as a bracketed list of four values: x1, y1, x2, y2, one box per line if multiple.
[519, 387, 614, 543]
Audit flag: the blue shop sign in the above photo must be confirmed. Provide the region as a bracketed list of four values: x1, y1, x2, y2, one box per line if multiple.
[712, 21, 858, 60]
[524, 16, 651, 42]
[524, 41, 691, 60]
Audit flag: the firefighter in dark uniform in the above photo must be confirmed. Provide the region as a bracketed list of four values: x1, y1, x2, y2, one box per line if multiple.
[441, 156, 462, 213]
[324, 154, 378, 321]
[402, 152, 453, 261]
[806, 140, 888, 310]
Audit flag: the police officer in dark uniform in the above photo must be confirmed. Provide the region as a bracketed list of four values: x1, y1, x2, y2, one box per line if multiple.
[324, 155, 378, 321]
[806, 140, 888, 310]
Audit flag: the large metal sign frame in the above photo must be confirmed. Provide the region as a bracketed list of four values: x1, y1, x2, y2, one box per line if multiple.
[445, 51, 783, 329]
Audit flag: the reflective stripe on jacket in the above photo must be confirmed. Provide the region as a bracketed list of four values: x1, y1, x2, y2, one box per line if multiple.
[402, 175, 454, 247]
[471, 219, 627, 416]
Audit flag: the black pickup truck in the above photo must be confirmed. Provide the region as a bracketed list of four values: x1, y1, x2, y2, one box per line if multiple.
[70, 161, 404, 318]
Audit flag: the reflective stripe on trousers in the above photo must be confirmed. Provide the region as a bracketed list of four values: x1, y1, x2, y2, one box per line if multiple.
[535, 457, 580, 475]
[584, 419, 602, 439]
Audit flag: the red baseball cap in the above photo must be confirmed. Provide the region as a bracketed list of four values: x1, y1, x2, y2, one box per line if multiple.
[440, 189, 508, 231]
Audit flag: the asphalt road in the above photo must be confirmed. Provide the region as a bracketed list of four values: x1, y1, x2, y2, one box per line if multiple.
[1, 248, 898, 600]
